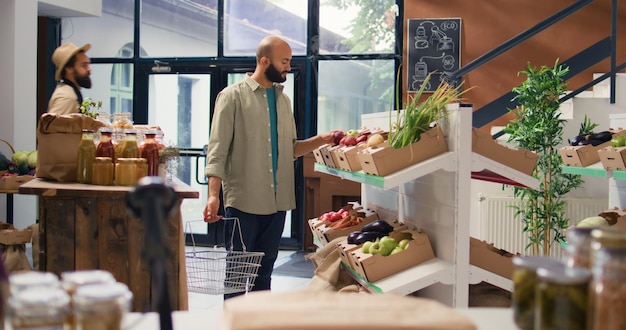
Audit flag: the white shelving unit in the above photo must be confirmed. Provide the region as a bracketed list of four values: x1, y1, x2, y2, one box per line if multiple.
[315, 104, 538, 307]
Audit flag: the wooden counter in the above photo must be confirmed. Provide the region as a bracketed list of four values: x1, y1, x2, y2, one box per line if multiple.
[18, 178, 199, 312]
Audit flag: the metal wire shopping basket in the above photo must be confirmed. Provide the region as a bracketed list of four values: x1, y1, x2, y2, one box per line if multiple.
[185, 218, 265, 295]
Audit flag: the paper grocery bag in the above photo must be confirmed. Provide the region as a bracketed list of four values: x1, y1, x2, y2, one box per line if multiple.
[1, 244, 31, 273]
[36, 113, 105, 182]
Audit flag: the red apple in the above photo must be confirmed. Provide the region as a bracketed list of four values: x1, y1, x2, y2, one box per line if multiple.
[332, 131, 346, 145]
[344, 136, 357, 146]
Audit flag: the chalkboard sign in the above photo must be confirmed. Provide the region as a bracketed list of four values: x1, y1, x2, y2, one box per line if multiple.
[406, 18, 461, 92]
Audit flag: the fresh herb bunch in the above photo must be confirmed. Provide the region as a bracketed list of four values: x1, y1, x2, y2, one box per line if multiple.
[80, 98, 102, 119]
[389, 72, 469, 149]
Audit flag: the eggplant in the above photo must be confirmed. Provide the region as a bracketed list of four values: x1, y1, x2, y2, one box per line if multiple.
[347, 231, 362, 245]
[588, 139, 606, 146]
[361, 220, 394, 234]
[570, 135, 586, 146]
[589, 131, 612, 143]
[354, 231, 387, 245]
[577, 140, 592, 146]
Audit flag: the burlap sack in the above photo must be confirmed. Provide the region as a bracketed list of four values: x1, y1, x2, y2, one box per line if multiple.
[36, 113, 105, 182]
[1, 244, 31, 274]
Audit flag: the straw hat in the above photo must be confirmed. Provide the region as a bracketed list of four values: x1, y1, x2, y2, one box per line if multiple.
[52, 42, 91, 80]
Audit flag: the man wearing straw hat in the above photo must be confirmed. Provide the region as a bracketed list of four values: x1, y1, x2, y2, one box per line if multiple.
[47, 42, 92, 115]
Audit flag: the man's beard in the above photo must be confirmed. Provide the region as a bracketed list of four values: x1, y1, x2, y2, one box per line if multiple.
[76, 74, 92, 89]
[265, 63, 286, 83]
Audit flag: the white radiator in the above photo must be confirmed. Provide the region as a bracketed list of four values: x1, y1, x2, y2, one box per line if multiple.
[479, 195, 608, 258]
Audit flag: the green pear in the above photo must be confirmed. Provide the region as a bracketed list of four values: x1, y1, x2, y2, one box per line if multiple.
[379, 237, 398, 256]
[390, 246, 404, 255]
[398, 239, 411, 250]
[362, 241, 373, 254]
[369, 241, 381, 255]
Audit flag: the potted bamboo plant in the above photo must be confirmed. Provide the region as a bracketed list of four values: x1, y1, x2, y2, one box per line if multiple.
[503, 60, 585, 256]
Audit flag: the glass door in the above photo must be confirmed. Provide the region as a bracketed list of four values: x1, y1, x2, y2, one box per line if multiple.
[140, 61, 307, 249]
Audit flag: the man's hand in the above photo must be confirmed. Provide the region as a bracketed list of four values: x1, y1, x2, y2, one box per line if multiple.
[319, 129, 342, 143]
[203, 195, 222, 223]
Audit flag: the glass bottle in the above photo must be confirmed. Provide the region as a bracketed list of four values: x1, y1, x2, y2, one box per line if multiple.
[112, 112, 133, 129]
[589, 227, 626, 330]
[115, 158, 137, 186]
[140, 130, 160, 176]
[96, 127, 115, 159]
[119, 129, 139, 158]
[565, 227, 594, 269]
[512, 255, 565, 330]
[77, 129, 96, 184]
[535, 264, 591, 330]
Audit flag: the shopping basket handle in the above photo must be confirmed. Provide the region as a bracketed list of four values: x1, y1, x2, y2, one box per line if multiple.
[185, 218, 249, 253]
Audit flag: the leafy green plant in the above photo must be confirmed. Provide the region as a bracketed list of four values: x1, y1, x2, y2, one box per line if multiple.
[389, 72, 468, 149]
[80, 98, 102, 119]
[503, 60, 584, 256]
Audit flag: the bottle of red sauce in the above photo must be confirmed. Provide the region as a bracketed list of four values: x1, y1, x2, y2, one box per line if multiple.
[96, 127, 115, 160]
[140, 130, 160, 176]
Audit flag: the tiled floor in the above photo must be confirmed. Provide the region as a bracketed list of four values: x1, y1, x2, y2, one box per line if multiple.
[186, 250, 312, 329]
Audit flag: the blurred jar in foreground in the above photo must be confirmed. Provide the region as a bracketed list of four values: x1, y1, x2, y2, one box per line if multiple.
[73, 282, 133, 330]
[7, 287, 70, 330]
[61, 270, 116, 298]
[589, 227, 626, 330]
[9, 271, 60, 295]
[512, 255, 564, 330]
[535, 265, 591, 330]
[565, 227, 594, 269]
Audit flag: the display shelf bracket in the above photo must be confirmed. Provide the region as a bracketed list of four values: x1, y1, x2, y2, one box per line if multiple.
[469, 265, 513, 292]
[471, 153, 540, 190]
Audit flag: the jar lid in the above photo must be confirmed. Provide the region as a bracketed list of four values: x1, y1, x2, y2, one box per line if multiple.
[61, 269, 115, 288]
[73, 282, 133, 305]
[117, 158, 135, 163]
[132, 158, 148, 163]
[99, 127, 113, 134]
[9, 287, 70, 309]
[124, 129, 138, 135]
[94, 157, 113, 163]
[537, 265, 591, 285]
[591, 227, 626, 248]
[513, 255, 564, 270]
[81, 129, 95, 133]
[10, 271, 60, 292]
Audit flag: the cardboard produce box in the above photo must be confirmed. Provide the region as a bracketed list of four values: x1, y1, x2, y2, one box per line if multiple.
[308, 202, 362, 244]
[312, 144, 331, 165]
[316, 208, 379, 245]
[469, 237, 515, 279]
[559, 142, 610, 167]
[357, 126, 448, 177]
[598, 207, 626, 229]
[349, 229, 435, 283]
[0, 175, 35, 191]
[320, 145, 342, 168]
[332, 144, 366, 172]
[598, 146, 626, 170]
[472, 128, 539, 175]
[0, 227, 32, 245]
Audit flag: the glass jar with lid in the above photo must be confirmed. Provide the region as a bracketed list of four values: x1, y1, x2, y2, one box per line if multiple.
[77, 129, 96, 184]
[589, 227, 626, 330]
[140, 130, 160, 176]
[96, 127, 115, 159]
[115, 158, 137, 186]
[535, 264, 591, 330]
[135, 158, 148, 181]
[512, 255, 565, 330]
[565, 227, 594, 269]
[60, 270, 116, 298]
[72, 282, 133, 330]
[92, 157, 114, 186]
[7, 286, 70, 329]
[112, 112, 133, 129]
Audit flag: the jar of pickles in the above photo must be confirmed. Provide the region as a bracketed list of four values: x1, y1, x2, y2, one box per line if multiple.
[589, 227, 626, 330]
[512, 255, 565, 330]
[119, 129, 139, 158]
[115, 158, 137, 186]
[7, 286, 71, 329]
[92, 157, 114, 186]
[535, 265, 591, 330]
[565, 227, 594, 269]
[72, 282, 133, 330]
[77, 129, 96, 184]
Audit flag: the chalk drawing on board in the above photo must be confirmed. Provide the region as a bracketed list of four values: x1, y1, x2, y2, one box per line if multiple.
[407, 18, 461, 92]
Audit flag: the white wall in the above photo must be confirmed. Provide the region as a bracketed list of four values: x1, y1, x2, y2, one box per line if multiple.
[0, 0, 38, 229]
